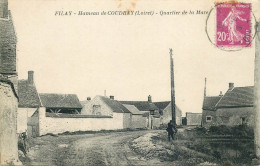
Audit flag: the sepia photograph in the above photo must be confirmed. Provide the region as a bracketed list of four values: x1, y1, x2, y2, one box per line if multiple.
[0, 0, 260, 165]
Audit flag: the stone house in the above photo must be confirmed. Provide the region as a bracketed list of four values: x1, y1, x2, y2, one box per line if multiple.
[0, 0, 17, 88]
[17, 71, 41, 134]
[202, 83, 255, 127]
[120, 95, 160, 129]
[154, 101, 182, 126]
[0, 0, 20, 164]
[123, 104, 147, 129]
[81, 95, 132, 129]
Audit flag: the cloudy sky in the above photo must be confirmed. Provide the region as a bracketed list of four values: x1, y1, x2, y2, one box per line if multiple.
[9, 0, 259, 115]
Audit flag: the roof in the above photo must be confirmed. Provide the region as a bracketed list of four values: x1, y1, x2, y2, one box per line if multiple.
[123, 104, 143, 115]
[0, 11, 17, 75]
[154, 101, 171, 110]
[39, 93, 82, 109]
[119, 101, 159, 111]
[98, 96, 131, 113]
[216, 86, 254, 108]
[18, 80, 41, 108]
[202, 96, 222, 111]
[80, 100, 90, 107]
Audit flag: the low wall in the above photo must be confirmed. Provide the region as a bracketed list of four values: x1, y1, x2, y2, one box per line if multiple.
[186, 113, 202, 126]
[38, 108, 125, 135]
[131, 115, 147, 129]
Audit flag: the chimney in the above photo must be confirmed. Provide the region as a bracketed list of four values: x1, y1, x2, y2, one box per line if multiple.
[28, 71, 34, 85]
[219, 91, 223, 97]
[110, 96, 114, 100]
[148, 95, 152, 103]
[0, 0, 8, 19]
[228, 82, 234, 90]
[87, 97, 91, 101]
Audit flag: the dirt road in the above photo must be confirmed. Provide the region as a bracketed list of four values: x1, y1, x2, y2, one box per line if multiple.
[24, 130, 167, 166]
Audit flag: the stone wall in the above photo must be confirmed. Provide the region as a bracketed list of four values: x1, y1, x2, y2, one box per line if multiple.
[202, 107, 255, 127]
[38, 108, 127, 135]
[186, 113, 202, 126]
[131, 115, 147, 129]
[0, 81, 19, 165]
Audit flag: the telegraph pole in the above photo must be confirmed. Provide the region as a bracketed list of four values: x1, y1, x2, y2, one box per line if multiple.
[254, 21, 260, 161]
[170, 48, 176, 125]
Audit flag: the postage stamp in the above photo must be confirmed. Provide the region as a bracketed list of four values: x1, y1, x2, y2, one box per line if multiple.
[216, 3, 251, 47]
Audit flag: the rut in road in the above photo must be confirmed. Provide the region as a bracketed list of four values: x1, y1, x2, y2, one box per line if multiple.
[56, 132, 151, 166]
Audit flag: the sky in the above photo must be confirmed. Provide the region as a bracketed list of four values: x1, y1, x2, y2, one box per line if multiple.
[9, 0, 260, 116]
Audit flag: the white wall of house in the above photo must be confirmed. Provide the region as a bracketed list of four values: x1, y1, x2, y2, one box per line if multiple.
[17, 107, 38, 133]
[81, 96, 113, 116]
[123, 113, 131, 129]
[161, 104, 182, 125]
[38, 107, 127, 135]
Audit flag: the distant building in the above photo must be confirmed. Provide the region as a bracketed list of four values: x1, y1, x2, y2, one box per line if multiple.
[154, 101, 182, 126]
[185, 112, 202, 126]
[39, 93, 82, 114]
[123, 104, 147, 129]
[202, 82, 255, 127]
[81, 95, 132, 129]
[120, 95, 161, 129]
[17, 71, 41, 134]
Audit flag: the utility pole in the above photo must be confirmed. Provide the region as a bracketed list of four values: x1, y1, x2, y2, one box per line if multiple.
[204, 77, 207, 97]
[254, 21, 260, 162]
[170, 48, 176, 125]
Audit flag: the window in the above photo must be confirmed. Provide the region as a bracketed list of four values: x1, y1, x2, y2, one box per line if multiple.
[206, 116, 212, 122]
[150, 110, 155, 115]
[241, 117, 246, 125]
[93, 105, 101, 115]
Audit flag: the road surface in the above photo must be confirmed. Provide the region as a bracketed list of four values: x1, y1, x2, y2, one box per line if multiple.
[25, 130, 167, 166]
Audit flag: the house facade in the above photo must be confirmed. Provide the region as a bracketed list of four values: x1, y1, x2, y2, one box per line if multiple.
[202, 83, 255, 127]
[0, 0, 20, 164]
[185, 112, 202, 126]
[154, 101, 182, 126]
[120, 95, 161, 129]
[123, 104, 147, 129]
[17, 71, 41, 135]
[81, 95, 132, 129]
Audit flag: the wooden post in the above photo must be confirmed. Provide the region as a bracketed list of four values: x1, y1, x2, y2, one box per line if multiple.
[254, 21, 260, 160]
[170, 48, 176, 125]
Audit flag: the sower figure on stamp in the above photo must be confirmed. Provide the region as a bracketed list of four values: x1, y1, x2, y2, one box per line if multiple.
[222, 5, 247, 44]
[166, 120, 177, 141]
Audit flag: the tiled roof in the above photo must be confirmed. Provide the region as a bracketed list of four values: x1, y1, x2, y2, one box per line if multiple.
[154, 101, 171, 110]
[98, 96, 131, 113]
[80, 100, 90, 107]
[0, 11, 17, 75]
[18, 80, 41, 108]
[119, 101, 159, 111]
[216, 86, 254, 108]
[202, 96, 222, 110]
[123, 104, 143, 115]
[39, 93, 82, 109]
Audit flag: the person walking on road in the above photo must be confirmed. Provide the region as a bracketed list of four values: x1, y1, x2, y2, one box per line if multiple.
[166, 120, 177, 141]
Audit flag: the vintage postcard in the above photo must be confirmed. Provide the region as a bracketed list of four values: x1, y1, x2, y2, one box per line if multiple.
[0, 0, 260, 165]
